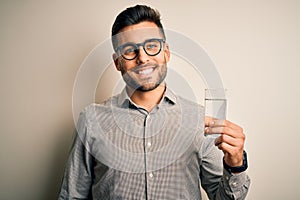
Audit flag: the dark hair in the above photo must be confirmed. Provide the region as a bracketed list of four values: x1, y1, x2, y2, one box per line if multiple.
[111, 5, 165, 50]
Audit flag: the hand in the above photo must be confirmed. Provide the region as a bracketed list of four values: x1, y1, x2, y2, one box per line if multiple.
[205, 116, 245, 167]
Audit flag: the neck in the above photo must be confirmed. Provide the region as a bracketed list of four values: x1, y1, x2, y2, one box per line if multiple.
[126, 83, 166, 112]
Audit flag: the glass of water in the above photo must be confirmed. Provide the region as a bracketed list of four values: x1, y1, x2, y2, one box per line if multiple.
[204, 88, 227, 137]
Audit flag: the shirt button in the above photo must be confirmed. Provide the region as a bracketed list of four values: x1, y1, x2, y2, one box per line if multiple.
[147, 142, 152, 147]
[149, 173, 154, 178]
[232, 182, 237, 187]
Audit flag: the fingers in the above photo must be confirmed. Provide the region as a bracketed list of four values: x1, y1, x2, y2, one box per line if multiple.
[214, 131, 245, 166]
[215, 134, 237, 147]
[205, 116, 246, 166]
[205, 125, 245, 139]
[205, 116, 217, 126]
[205, 117, 245, 139]
[205, 116, 242, 129]
[214, 134, 244, 150]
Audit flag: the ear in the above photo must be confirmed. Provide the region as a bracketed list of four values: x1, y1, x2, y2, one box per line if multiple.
[163, 43, 171, 62]
[112, 53, 121, 71]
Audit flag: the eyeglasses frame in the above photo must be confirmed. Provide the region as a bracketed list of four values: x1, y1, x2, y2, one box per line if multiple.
[115, 38, 166, 60]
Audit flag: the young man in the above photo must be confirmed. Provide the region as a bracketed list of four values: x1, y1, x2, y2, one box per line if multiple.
[59, 5, 250, 200]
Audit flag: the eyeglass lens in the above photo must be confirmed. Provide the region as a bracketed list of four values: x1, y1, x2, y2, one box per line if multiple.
[120, 39, 163, 60]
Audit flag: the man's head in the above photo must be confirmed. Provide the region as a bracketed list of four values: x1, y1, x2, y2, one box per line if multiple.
[111, 5, 166, 50]
[112, 5, 170, 92]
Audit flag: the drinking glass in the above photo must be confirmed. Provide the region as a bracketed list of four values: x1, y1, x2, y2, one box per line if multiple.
[204, 88, 227, 137]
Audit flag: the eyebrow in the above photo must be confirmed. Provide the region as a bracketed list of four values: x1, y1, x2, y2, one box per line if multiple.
[116, 38, 164, 50]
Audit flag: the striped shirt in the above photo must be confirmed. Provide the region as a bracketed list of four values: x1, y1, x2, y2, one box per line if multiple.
[58, 87, 250, 199]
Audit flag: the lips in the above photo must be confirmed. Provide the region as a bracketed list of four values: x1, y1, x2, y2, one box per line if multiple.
[137, 68, 154, 75]
[132, 64, 157, 76]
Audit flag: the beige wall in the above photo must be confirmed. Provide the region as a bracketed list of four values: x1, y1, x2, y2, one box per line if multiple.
[1, 1, 299, 199]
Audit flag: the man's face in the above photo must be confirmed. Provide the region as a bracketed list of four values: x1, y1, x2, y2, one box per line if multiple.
[113, 21, 170, 92]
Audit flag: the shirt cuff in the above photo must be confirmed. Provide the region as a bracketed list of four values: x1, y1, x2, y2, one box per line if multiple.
[222, 169, 251, 195]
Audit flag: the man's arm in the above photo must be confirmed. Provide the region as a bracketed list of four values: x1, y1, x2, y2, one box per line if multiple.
[205, 117, 246, 170]
[200, 138, 250, 200]
[200, 117, 251, 199]
[58, 112, 94, 200]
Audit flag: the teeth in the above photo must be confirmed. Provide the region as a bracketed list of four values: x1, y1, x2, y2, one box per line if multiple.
[138, 68, 153, 75]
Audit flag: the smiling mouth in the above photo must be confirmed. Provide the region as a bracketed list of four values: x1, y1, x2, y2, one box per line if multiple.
[138, 68, 154, 75]
[134, 67, 156, 76]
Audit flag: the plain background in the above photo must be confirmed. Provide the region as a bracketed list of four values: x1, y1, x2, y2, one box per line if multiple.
[1, 1, 299, 200]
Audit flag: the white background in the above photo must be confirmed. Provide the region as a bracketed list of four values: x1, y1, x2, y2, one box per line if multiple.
[0, 1, 299, 199]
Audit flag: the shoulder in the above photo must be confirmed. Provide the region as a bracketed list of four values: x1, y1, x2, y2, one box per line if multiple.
[175, 95, 204, 112]
[79, 94, 120, 120]
[173, 94, 205, 131]
[165, 87, 203, 110]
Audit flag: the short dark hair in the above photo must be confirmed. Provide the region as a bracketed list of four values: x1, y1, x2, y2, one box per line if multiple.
[111, 5, 165, 50]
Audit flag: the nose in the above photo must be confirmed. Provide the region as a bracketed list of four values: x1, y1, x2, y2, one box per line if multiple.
[136, 46, 149, 64]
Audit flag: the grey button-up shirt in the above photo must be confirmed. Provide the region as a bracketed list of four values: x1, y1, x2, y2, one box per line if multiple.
[58, 88, 250, 200]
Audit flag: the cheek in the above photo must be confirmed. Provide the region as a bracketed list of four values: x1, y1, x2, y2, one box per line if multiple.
[156, 50, 170, 63]
[119, 60, 135, 72]
[159, 55, 169, 64]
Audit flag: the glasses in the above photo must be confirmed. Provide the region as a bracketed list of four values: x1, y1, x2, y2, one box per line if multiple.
[115, 38, 165, 60]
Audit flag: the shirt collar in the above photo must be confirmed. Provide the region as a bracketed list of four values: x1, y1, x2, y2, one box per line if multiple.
[117, 86, 177, 108]
[117, 88, 130, 107]
[163, 87, 177, 105]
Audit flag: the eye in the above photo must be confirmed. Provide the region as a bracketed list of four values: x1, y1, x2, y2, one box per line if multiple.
[145, 41, 159, 50]
[122, 45, 136, 55]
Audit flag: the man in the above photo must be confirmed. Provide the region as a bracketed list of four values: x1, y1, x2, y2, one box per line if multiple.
[59, 5, 250, 200]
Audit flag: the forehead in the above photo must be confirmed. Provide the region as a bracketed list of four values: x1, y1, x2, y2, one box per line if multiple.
[116, 21, 163, 45]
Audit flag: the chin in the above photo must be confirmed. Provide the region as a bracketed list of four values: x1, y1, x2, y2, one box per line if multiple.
[136, 83, 160, 92]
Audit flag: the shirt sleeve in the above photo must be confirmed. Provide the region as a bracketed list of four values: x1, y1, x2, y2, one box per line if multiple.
[58, 111, 94, 200]
[199, 137, 250, 200]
